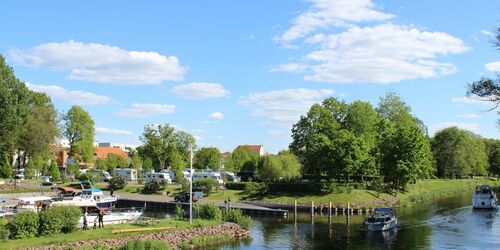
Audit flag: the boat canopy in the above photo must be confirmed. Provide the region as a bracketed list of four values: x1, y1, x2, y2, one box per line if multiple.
[374, 207, 393, 212]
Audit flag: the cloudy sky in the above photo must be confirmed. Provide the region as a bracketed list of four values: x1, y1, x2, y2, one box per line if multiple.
[1, 0, 499, 153]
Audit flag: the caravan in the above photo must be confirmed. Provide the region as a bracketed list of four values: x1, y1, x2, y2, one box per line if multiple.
[113, 168, 137, 181]
[192, 171, 224, 185]
[143, 172, 173, 184]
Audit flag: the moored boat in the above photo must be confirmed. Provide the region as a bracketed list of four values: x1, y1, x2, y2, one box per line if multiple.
[472, 185, 497, 209]
[364, 208, 397, 232]
[79, 206, 144, 227]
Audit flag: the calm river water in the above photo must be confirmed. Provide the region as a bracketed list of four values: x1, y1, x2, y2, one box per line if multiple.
[145, 189, 500, 249]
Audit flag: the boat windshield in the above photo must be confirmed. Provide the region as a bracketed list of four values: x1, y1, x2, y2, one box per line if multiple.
[476, 185, 492, 194]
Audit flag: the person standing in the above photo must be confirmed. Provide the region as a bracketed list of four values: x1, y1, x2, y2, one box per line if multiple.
[98, 210, 104, 228]
[83, 212, 88, 230]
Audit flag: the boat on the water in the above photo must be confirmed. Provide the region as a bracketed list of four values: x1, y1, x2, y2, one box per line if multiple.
[472, 185, 497, 209]
[53, 182, 118, 210]
[14, 196, 53, 212]
[79, 206, 144, 227]
[364, 207, 397, 232]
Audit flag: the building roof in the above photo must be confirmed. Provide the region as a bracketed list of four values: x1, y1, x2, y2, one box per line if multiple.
[242, 145, 263, 153]
[94, 147, 128, 159]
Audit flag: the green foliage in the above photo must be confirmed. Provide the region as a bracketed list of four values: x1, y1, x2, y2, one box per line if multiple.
[225, 182, 263, 191]
[19, 104, 59, 160]
[142, 158, 153, 173]
[432, 127, 488, 179]
[44, 205, 82, 234]
[489, 143, 500, 178]
[66, 162, 79, 181]
[108, 175, 127, 190]
[194, 203, 222, 220]
[95, 153, 128, 173]
[0, 154, 13, 179]
[225, 146, 259, 172]
[192, 178, 217, 195]
[49, 160, 61, 182]
[120, 240, 169, 250]
[257, 152, 302, 182]
[63, 105, 95, 163]
[194, 147, 222, 170]
[222, 209, 252, 230]
[0, 226, 9, 241]
[24, 159, 36, 179]
[8, 211, 39, 239]
[38, 207, 64, 236]
[174, 204, 184, 220]
[143, 179, 166, 193]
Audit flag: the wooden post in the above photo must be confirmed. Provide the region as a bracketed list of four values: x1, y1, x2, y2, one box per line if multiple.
[294, 200, 297, 217]
[311, 201, 315, 216]
[328, 202, 332, 218]
[347, 202, 350, 216]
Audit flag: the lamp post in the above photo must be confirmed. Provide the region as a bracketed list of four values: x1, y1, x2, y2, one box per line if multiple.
[189, 143, 193, 225]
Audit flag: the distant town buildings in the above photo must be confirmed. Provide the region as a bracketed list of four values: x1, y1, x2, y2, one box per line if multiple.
[96, 142, 137, 153]
[241, 145, 265, 156]
[94, 147, 128, 159]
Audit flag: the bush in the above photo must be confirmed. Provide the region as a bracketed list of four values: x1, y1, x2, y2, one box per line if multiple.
[143, 179, 166, 193]
[55, 205, 82, 233]
[174, 205, 184, 220]
[120, 240, 169, 250]
[0, 226, 9, 241]
[222, 209, 252, 230]
[8, 211, 39, 239]
[225, 182, 263, 191]
[108, 175, 127, 191]
[38, 209, 63, 236]
[194, 204, 222, 220]
[192, 178, 217, 195]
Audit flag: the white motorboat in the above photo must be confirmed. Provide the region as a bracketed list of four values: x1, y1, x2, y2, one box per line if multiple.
[364, 208, 398, 232]
[79, 207, 144, 227]
[14, 196, 53, 212]
[472, 185, 497, 209]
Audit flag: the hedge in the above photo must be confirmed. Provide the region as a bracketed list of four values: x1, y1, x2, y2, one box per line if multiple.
[193, 179, 217, 195]
[8, 211, 39, 239]
[225, 182, 263, 191]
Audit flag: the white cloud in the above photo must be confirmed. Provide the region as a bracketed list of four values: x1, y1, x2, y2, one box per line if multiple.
[274, 24, 469, 84]
[26, 83, 110, 105]
[209, 112, 224, 120]
[11, 41, 185, 84]
[429, 122, 480, 135]
[193, 135, 203, 141]
[456, 113, 481, 119]
[275, 0, 394, 44]
[95, 127, 133, 136]
[192, 129, 204, 133]
[216, 135, 224, 140]
[452, 96, 491, 105]
[170, 82, 230, 99]
[270, 63, 308, 73]
[116, 103, 175, 118]
[485, 62, 500, 72]
[481, 29, 494, 37]
[239, 88, 333, 126]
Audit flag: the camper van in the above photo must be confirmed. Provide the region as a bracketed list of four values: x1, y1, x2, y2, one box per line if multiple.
[192, 171, 224, 185]
[113, 168, 137, 181]
[143, 172, 173, 184]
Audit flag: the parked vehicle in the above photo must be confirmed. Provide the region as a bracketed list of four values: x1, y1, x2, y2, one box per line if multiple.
[364, 208, 398, 231]
[223, 172, 239, 182]
[192, 171, 224, 185]
[160, 169, 176, 182]
[92, 170, 112, 182]
[472, 185, 498, 209]
[174, 192, 200, 203]
[14, 169, 25, 180]
[143, 172, 173, 184]
[113, 168, 137, 181]
[236, 171, 261, 182]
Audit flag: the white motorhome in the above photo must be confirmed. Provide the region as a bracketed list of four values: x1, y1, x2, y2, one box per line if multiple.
[113, 168, 137, 181]
[159, 169, 176, 182]
[143, 172, 172, 184]
[192, 171, 224, 185]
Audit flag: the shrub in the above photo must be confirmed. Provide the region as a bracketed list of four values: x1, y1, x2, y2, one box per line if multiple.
[108, 175, 127, 191]
[0, 226, 9, 241]
[143, 179, 166, 193]
[222, 208, 252, 230]
[192, 179, 217, 195]
[194, 204, 222, 220]
[120, 239, 169, 250]
[38, 208, 63, 236]
[174, 205, 184, 220]
[225, 182, 264, 191]
[8, 211, 39, 239]
[53, 205, 82, 233]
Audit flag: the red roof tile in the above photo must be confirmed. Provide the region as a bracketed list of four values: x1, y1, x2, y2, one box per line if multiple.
[242, 145, 262, 153]
[94, 147, 128, 159]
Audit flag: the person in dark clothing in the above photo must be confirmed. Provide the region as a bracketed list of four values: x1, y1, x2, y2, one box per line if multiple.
[98, 210, 104, 228]
[83, 213, 88, 230]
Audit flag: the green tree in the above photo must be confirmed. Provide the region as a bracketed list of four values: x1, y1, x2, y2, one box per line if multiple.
[139, 124, 174, 171]
[490, 146, 500, 179]
[66, 162, 79, 181]
[129, 150, 142, 170]
[173, 130, 196, 165]
[49, 160, 61, 182]
[62, 106, 95, 163]
[24, 159, 35, 179]
[106, 154, 128, 172]
[194, 147, 222, 170]
[142, 157, 153, 173]
[226, 146, 259, 172]
[0, 154, 13, 179]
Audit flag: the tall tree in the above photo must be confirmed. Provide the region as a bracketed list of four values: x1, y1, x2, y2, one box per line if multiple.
[225, 146, 259, 172]
[62, 106, 95, 163]
[194, 147, 222, 170]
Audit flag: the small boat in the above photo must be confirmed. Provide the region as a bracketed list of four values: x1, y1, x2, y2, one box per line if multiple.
[364, 208, 397, 231]
[79, 206, 144, 227]
[14, 196, 53, 212]
[472, 185, 497, 209]
[54, 182, 118, 210]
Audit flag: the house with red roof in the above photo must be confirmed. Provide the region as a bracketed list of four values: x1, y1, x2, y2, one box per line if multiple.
[240, 145, 265, 156]
[94, 147, 128, 159]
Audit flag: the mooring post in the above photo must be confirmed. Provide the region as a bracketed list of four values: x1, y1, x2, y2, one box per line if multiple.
[347, 202, 350, 217]
[328, 202, 332, 218]
[294, 200, 297, 217]
[311, 201, 315, 217]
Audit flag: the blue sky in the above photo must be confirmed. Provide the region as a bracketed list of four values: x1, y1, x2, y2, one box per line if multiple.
[1, 0, 499, 153]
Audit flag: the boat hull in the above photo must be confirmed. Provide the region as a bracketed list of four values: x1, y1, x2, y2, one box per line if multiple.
[472, 196, 498, 209]
[365, 218, 397, 232]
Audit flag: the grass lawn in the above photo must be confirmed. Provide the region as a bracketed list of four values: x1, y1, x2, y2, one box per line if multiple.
[200, 178, 500, 207]
[2, 219, 220, 249]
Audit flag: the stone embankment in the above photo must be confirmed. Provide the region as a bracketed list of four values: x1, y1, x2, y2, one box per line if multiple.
[21, 222, 248, 250]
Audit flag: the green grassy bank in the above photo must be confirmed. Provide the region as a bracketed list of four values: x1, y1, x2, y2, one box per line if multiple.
[1, 219, 220, 249]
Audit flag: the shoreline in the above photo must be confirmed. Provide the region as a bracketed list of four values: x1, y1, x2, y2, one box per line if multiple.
[17, 222, 248, 250]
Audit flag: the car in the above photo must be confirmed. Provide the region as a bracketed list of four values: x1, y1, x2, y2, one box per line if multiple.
[174, 192, 199, 203]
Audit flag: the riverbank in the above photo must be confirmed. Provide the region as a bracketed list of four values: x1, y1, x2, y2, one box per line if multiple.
[2, 219, 247, 249]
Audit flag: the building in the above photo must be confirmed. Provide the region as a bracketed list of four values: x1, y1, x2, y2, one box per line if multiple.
[94, 147, 128, 159]
[240, 145, 265, 156]
[96, 142, 137, 153]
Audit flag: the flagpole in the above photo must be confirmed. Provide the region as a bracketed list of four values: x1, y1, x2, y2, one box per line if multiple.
[189, 143, 193, 225]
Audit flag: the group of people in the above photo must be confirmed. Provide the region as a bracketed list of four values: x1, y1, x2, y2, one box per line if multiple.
[82, 210, 104, 230]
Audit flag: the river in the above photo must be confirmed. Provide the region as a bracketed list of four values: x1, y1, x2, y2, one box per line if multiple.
[145, 189, 500, 249]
